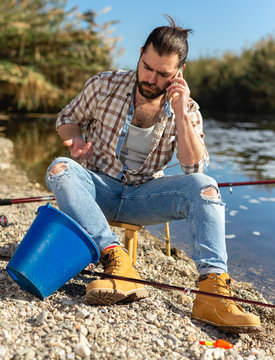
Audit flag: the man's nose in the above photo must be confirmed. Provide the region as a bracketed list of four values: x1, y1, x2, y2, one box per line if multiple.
[147, 72, 157, 84]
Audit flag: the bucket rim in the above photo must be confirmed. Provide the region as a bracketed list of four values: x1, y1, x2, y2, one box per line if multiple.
[38, 203, 100, 262]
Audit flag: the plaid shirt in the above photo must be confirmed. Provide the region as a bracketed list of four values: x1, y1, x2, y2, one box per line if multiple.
[56, 70, 209, 185]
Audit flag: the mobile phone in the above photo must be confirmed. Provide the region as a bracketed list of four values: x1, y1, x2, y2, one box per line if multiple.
[169, 69, 182, 98]
[174, 68, 183, 83]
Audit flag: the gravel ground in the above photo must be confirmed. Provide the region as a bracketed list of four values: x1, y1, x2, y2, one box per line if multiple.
[0, 138, 274, 360]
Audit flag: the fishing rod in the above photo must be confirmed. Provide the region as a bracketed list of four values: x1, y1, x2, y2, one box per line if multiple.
[218, 179, 275, 188]
[86, 270, 275, 309]
[0, 195, 55, 206]
[1, 180, 275, 206]
[0, 253, 273, 308]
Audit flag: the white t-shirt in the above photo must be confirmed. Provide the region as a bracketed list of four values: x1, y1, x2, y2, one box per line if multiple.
[120, 124, 156, 170]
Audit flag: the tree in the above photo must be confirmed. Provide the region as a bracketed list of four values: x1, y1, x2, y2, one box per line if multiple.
[0, 0, 121, 111]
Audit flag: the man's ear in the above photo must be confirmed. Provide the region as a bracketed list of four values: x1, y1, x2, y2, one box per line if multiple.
[182, 64, 186, 71]
[140, 47, 144, 55]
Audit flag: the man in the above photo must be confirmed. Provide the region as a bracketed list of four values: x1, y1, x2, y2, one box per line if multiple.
[46, 16, 261, 333]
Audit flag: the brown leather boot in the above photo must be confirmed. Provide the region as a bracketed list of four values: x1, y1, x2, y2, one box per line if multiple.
[86, 246, 148, 305]
[191, 273, 262, 333]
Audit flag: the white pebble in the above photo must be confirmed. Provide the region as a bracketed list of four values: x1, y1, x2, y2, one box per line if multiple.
[79, 325, 88, 336]
[76, 309, 90, 319]
[54, 312, 63, 321]
[152, 336, 164, 348]
[35, 310, 47, 325]
[74, 343, 91, 358]
[202, 348, 214, 360]
[24, 349, 36, 360]
[79, 333, 89, 346]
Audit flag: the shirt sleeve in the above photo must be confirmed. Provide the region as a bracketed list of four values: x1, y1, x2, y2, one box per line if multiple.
[179, 100, 210, 174]
[56, 75, 101, 130]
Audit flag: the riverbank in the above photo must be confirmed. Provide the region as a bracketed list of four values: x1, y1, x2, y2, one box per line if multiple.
[0, 138, 274, 359]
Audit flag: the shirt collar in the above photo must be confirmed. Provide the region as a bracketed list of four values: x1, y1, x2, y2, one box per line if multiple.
[164, 94, 173, 117]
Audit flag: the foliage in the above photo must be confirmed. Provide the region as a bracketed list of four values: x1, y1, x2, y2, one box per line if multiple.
[0, 61, 61, 110]
[186, 36, 275, 115]
[0, 0, 121, 112]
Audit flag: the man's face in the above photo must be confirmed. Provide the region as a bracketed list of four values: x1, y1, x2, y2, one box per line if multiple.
[136, 43, 180, 99]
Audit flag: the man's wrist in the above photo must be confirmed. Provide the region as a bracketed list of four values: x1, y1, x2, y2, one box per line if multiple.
[175, 110, 190, 124]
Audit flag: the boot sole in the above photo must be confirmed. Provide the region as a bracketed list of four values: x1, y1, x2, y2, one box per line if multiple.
[191, 316, 262, 334]
[85, 288, 148, 306]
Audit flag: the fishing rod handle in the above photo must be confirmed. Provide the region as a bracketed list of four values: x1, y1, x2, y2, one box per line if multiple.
[0, 199, 12, 206]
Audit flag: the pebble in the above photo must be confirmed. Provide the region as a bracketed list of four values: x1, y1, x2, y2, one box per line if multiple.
[186, 334, 196, 342]
[54, 312, 63, 321]
[24, 349, 36, 360]
[0, 321, 11, 330]
[74, 343, 91, 358]
[35, 310, 47, 325]
[165, 333, 180, 345]
[176, 294, 192, 305]
[76, 309, 90, 319]
[0, 139, 274, 360]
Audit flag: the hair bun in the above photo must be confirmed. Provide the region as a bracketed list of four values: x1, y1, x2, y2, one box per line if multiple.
[163, 14, 193, 37]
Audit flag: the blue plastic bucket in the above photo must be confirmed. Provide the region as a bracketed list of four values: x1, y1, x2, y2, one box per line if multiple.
[6, 203, 100, 300]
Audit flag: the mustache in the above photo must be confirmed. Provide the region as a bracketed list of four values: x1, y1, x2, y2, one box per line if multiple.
[140, 81, 159, 91]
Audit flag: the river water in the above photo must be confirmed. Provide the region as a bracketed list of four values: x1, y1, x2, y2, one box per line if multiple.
[1, 115, 275, 301]
[148, 117, 275, 301]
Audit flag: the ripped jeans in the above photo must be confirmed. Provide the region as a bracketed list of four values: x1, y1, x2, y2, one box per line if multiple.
[46, 157, 227, 275]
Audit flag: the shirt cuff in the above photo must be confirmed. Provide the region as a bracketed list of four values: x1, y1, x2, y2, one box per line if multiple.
[180, 149, 209, 174]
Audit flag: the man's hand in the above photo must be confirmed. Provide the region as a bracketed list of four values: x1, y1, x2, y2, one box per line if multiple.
[166, 70, 190, 116]
[63, 137, 94, 161]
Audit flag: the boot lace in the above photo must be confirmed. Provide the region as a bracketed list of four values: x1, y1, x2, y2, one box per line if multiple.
[101, 249, 122, 275]
[211, 275, 235, 306]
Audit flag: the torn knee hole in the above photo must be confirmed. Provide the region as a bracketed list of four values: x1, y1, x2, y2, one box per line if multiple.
[49, 163, 67, 176]
[201, 185, 220, 201]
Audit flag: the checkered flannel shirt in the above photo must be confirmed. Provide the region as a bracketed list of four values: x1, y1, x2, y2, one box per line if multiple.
[56, 70, 209, 185]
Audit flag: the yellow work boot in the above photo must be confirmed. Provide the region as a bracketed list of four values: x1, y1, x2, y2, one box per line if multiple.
[86, 246, 148, 305]
[191, 273, 262, 333]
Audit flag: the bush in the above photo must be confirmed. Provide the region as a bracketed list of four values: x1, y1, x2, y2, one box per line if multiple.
[186, 36, 275, 116]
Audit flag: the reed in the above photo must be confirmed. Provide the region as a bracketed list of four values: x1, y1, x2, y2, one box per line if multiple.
[185, 36, 275, 116]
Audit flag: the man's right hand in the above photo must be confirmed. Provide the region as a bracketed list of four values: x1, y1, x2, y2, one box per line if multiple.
[63, 137, 94, 161]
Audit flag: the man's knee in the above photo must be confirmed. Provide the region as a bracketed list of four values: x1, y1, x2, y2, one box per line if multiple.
[187, 173, 221, 202]
[200, 185, 220, 201]
[48, 162, 67, 176]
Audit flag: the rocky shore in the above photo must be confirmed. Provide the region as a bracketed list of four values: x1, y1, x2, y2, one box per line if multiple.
[0, 138, 274, 360]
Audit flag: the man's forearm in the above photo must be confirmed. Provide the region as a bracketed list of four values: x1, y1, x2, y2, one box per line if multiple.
[57, 124, 83, 141]
[176, 113, 205, 166]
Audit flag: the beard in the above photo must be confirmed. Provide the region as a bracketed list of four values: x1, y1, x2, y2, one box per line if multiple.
[136, 68, 168, 99]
